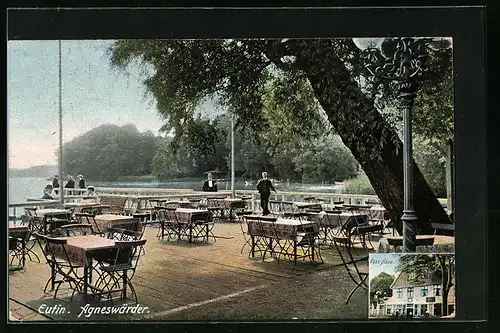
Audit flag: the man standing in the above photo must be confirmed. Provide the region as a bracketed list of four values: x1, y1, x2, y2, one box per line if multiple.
[77, 174, 86, 189]
[52, 175, 60, 195]
[256, 172, 277, 216]
[202, 172, 218, 192]
[65, 175, 75, 195]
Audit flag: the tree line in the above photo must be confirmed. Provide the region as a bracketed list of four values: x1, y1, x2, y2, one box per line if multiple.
[60, 119, 360, 183]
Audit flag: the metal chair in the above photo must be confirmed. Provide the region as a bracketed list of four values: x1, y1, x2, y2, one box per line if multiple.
[93, 239, 147, 303]
[332, 235, 368, 304]
[60, 223, 94, 236]
[35, 233, 85, 301]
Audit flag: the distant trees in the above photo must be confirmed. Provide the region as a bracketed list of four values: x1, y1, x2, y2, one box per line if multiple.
[61, 124, 158, 181]
[150, 112, 359, 182]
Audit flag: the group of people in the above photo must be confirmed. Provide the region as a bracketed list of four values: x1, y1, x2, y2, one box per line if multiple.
[201, 171, 277, 216]
[42, 174, 96, 200]
[52, 174, 86, 194]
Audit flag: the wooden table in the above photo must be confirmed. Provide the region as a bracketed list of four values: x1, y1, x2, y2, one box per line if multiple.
[378, 235, 455, 253]
[35, 208, 72, 234]
[206, 198, 245, 220]
[9, 223, 29, 270]
[50, 235, 116, 297]
[94, 214, 139, 232]
[246, 217, 321, 264]
[174, 208, 211, 242]
[64, 201, 101, 213]
[294, 202, 323, 210]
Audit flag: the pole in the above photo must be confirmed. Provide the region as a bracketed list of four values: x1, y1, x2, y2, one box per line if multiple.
[400, 91, 418, 252]
[58, 40, 64, 206]
[231, 113, 235, 198]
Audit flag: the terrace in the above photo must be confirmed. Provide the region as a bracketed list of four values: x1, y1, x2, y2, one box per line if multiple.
[8, 190, 454, 321]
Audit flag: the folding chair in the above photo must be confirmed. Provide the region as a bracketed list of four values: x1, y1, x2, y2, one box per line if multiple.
[245, 215, 271, 258]
[74, 213, 104, 236]
[332, 235, 368, 304]
[94, 239, 147, 303]
[192, 211, 216, 243]
[60, 223, 94, 236]
[35, 233, 85, 301]
[9, 236, 25, 268]
[159, 207, 179, 241]
[294, 216, 323, 264]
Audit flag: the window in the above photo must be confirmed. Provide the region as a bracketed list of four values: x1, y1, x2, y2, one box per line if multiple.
[421, 304, 428, 316]
[387, 308, 392, 315]
[434, 285, 441, 296]
[421, 286, 428, 296]
[407, 287, 414, 298]
[397, 288, 403, 298]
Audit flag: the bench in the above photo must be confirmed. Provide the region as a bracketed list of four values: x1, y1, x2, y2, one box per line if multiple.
[99, 196, 128, 215]
[432, 223, 455, 236]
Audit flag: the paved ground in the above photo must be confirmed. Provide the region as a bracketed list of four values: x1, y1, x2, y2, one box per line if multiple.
[8, 221, 370, 321]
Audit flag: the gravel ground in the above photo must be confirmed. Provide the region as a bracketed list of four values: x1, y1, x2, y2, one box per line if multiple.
[157, 264, 368, 321]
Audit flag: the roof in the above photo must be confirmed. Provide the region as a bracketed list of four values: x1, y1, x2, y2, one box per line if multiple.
[391, 271, 441, 289]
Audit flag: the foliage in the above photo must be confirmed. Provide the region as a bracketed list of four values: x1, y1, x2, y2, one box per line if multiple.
[370, 272, 395, 300]
[108, 38, 453, 229]
[397, 254, 455, 316]
[413, 136, 447, 197]
[61, 124, 158, 181]
[342, 172, 376, 195]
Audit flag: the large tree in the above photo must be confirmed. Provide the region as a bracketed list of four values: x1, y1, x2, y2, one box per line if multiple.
[370, 272, 395, 310]
[397, 254, 455, 316]
[108, 38, 452, 233]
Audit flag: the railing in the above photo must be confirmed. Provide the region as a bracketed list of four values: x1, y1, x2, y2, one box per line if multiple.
[10, 186, 447, 220]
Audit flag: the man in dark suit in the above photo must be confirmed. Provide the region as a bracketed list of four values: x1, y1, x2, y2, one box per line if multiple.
[202, 173, 218, 192]
[256, 172, 277, 215]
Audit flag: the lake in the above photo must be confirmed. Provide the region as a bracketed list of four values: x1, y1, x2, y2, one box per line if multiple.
[8, 177, 344, 206]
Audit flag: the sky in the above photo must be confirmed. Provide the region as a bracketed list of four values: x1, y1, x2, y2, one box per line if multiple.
[369, 253, 400, 282]
[7, 40, 223, 169]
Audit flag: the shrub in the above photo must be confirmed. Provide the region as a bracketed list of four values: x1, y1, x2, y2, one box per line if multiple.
[342, 173, 376, 195]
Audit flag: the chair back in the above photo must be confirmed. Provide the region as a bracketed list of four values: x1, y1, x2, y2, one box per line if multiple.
[60, 223, 94, 236]
[113, 239, 147, 268]
[74, 213, 102, 235]
[28, 216, 46, 234]
[164, 207, 178, 223]
[35, 233, 80, 271]
[332, 235, 368, 282]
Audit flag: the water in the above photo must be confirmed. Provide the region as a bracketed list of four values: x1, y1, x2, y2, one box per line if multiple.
[8, 177, 344, 205]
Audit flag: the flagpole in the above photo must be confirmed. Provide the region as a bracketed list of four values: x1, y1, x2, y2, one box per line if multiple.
[58, 40, 64, 206]
[231, 114, 235, 198]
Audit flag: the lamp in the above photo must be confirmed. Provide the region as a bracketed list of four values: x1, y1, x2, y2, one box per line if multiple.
[352, 37, 451, 252]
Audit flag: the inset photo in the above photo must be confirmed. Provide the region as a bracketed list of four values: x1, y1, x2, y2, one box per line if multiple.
[369, 253, 455, 319]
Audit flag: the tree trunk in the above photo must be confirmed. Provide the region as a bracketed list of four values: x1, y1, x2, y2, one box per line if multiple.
[300, 52, 451, 234]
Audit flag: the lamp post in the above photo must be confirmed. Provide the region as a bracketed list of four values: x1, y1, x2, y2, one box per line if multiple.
[352, 37, 451, 252]
[58, 40, 64, 206]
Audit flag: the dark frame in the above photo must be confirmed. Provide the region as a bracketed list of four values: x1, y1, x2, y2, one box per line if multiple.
[5, 5, 487, 332]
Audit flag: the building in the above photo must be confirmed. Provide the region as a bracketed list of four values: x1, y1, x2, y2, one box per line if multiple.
[371, 271, 455, 318]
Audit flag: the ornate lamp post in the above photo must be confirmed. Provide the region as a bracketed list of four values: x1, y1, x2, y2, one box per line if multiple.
[352, 37, 451, 252]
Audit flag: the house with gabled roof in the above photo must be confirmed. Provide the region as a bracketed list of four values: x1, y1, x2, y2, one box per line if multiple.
[371, 270, 455, 318]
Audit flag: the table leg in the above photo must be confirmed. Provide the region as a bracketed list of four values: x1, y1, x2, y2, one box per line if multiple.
[21, 236, 26, 267]
[84, 255, 89, 297]
[251, 236, 255, 258]
[294, 241, 297, 265]
[189, 225, 193, 243]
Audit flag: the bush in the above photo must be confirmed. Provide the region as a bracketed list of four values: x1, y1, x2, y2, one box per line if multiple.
[342, 173, 376, 195]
